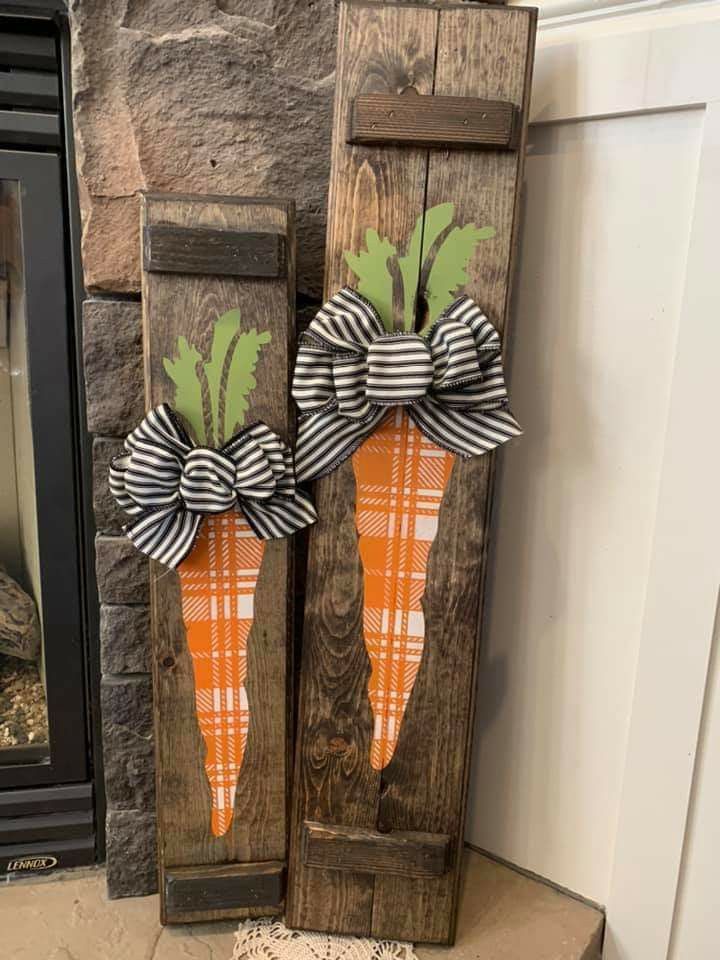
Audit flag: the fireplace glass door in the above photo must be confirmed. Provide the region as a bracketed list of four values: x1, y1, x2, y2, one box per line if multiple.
[0, 150, 87, 789]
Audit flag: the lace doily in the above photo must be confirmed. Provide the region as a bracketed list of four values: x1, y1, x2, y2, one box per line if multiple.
[233, 917, 418, 960]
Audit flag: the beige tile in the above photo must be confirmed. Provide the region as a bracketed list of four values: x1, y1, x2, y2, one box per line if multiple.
[1, 868, 237, 960]
[1, 868, 160, 960]
[0, 851, 603, 960]
[417, 853, 603, 960]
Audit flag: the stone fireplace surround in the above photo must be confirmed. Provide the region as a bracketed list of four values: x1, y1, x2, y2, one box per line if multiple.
[72, 0, 337, 897]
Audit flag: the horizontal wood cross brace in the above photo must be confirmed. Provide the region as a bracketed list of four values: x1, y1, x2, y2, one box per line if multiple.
[348, 88, 518, 151]
[301, 821, 452, 879]
[143, 224, 286, 277]
[164, 861, 284, 913]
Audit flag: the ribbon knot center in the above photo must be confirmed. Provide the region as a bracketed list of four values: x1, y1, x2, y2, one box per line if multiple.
[180, 447, 238, 514]
[366, 334, 433, 406]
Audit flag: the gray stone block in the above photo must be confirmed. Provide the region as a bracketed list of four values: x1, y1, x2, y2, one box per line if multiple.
[100, 604, 151, 675]
[101, 675, 155, 812]
[105, 809, 158, 899]
[70, 1, 336, 298]
[92, 436, 125, 535]
[95, 536, 149, 605]
[83, 300, 144, 435]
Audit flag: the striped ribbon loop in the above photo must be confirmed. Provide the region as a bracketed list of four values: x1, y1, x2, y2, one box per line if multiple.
[109, 404, 317, 569]
[291, 287, 522, 482]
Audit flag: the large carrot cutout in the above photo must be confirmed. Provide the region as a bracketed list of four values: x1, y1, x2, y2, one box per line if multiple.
[163, 311, 271, 836]
[345, 203, 496, 770]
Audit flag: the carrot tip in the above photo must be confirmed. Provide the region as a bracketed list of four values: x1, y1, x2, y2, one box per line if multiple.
[211, 808, 234, 838]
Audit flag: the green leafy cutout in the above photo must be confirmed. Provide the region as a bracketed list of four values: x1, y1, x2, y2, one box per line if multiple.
[397, 202, 454, 331]
[344, 229, 397, 332]
[203, 308, 242, 446]
[163, 337, 205, 444]
[224, 329, 272, 441]
[425, 224, 496, 328]
[162, 309, 271, 447]
[343, 203, 496, 336]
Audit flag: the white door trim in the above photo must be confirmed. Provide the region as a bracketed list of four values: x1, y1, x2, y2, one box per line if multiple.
[602, 96, 720, 960]
[529, 12, 720, 958]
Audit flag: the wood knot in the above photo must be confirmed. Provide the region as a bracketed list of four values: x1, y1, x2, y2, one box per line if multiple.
[327, 736, 350, 756]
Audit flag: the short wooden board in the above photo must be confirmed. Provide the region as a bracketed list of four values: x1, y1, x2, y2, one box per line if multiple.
[301, 822, 451, 879]
[164, 861, 284, 919]
[143, 224, 286, 278]
[348, 89, 518, 150]
[286, 1, 536, 944]
[141, 193, 296, 924]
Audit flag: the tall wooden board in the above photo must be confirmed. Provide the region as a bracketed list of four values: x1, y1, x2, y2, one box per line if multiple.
[141, 194, 295, 923]
[287, 2, 536, 943]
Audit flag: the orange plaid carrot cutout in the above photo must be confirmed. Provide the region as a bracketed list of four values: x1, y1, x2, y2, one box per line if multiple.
[178, 514, 264, 836]
[353, 408, 455, 768]
[166, 318, 273, 837]
[110, 309, 316, 838]
[293, 203, 520, 771]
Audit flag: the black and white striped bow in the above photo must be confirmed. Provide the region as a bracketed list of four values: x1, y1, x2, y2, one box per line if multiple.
[109, 404, 317, 568]
[291, 287, 522, 482]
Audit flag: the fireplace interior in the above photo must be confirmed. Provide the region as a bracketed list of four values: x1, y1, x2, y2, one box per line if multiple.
[0, 4, 100, 877]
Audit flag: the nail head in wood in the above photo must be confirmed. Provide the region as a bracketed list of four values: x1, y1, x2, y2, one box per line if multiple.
[348, 88, 519, 151]
[164, 861, 285, 913]
[143, 224, 286, 278]
[301, 821, 452, 879]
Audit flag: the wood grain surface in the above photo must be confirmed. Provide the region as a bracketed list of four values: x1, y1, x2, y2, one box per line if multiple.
[349, 89, 518, 150]
[287, 1, 536, 944]
[301, 821, 450, 879]
[143, 224, 286, 278]
[141, 194, 295, 924]
[164, 861, 285, 917]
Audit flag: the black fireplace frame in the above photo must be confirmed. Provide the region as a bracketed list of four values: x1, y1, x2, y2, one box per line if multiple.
[0, 0, 104, 874]
[0, 149, 87, 788]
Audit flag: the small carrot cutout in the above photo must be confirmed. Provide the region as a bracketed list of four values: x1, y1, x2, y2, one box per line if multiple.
[177, 514, 264, 836]
[345, 203, 495, 769]
[353, 409, 455, 769]
[164, 311, 271, 835]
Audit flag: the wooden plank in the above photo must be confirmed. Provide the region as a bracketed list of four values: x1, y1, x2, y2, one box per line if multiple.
[349, 89, 518, 150]
[164, 861, 284, 916]
[376, 5, 537, 941]
[287, 1, 536, 944]
[143, 224, 286, 278]
[370, 9, 536, 944]
[301, 822, 450, 879]
[142, 194, 295, 924]
[286, 1, 438, 938]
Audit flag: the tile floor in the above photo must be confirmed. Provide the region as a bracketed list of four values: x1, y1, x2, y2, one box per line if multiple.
[0, 848, 603, 960]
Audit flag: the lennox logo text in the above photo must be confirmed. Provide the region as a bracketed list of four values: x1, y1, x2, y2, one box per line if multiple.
[6, 856, 58, 872]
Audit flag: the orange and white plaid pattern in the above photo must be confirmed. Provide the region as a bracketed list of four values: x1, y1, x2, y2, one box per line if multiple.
[352, 408, 455, 770]
[177, 511, 265, 837]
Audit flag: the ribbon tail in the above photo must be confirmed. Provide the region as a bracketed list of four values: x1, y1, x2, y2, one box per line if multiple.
[125, 506, 202, 569]
[241, 490, 318, 540]
[108, 453, 143, 516]
[294, 406, 384, 483]
[409, 398, 522, 458]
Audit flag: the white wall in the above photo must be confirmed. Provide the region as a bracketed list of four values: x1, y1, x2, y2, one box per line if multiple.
[667, 619, 720, 960]
[465, 6, 711, 907]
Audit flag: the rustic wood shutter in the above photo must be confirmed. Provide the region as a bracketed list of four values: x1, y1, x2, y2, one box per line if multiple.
[287, 1, 537, 944]
[142, 193, 296, 924]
